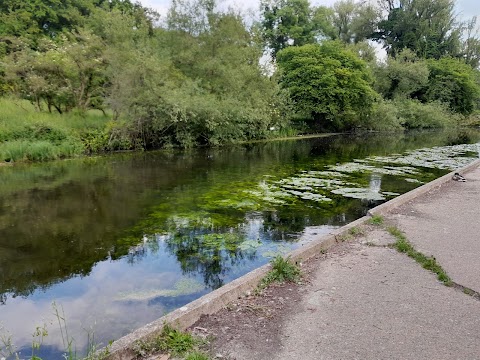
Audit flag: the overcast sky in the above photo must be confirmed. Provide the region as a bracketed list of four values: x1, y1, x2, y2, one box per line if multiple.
[140, 0, 479, 21]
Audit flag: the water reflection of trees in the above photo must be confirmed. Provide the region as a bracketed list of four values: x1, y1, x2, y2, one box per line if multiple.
[2, 129, 480, 302]
[0, 155, 210, 302]
[163, 228, 258, 289]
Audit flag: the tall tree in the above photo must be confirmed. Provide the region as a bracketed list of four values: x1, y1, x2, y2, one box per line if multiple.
[277, 41, 378, 130]
[459, 16, 480, 69]
[373, 0, 461, 59]
[331, 0, 379, 44]
[423, 57, 480, 114]
[4, 29, 108, 113]
[260, 0, 332, 58]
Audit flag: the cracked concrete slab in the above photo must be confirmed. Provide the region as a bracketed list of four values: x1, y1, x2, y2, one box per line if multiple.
[275, 244, 480, 360]
[361, 228, 397, 246]
[387, 165, 480, 292]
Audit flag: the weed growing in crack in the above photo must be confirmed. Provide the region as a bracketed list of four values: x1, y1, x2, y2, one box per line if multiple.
[463, 288, 475, 296]
[388, 226, 451, 285]
[349, 226, 365, 236]
[259, 256, 301, 290]
[368, 215, 384, 226]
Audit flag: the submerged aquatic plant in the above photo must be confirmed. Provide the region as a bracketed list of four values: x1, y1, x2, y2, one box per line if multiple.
[115, 278, 205, 302]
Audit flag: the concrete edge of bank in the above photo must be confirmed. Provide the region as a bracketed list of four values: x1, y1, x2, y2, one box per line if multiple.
[105, 158, 480, 360]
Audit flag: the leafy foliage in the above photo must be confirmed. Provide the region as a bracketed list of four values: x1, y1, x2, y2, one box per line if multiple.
[106, 5, 288, 149]
[373, 0, 461, 59]
[260, 0, 330, 58]
[374, 49, 429, 100]
[423, 57, 480, 115]
[277, 41, 378, 130]
[1, 0, 480, 163]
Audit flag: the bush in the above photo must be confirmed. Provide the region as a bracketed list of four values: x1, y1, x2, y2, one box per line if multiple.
[365, 99, 404, 130]
[395, 99, 456, 129]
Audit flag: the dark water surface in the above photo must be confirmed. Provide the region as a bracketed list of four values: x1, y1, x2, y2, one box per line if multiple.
[1, 130, 480, 358]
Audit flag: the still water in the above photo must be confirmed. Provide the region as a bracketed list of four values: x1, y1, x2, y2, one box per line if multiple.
[1, 130, 479, 358]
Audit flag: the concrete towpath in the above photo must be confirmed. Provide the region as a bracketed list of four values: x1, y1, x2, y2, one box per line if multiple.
[194, 164, 480, 359]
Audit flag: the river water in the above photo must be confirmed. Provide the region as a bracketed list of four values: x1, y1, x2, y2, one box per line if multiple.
[1, 130, 479, 358]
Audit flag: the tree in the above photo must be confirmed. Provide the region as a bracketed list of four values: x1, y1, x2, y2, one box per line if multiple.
[331, 0, 379, 44]
[260, 0, 332, 58]
[423, 57, 480, 115]
[167, 0, 216, 35]
[276, 41, 378, 130]
[373, 0, 461, 59]
[374, 49, 429, 100]
[459, 17, 480, 69]
[4, 29, 108, 113]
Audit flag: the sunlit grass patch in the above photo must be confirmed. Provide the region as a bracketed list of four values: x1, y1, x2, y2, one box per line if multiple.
[0, 98, 110, 163]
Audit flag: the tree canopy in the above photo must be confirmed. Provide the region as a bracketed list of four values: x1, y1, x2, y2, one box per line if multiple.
[277, 41, 378, 130]
[373, 0, 461, 59]
[1, 0, 480, 160]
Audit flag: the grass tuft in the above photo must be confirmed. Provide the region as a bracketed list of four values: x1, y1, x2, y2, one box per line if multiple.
[259, 256, 301, 289]
[185, 351, 211, 360]
[348, 226, 365, 236]
[133, 323, 201, 358]
[368, 214, 384, 226]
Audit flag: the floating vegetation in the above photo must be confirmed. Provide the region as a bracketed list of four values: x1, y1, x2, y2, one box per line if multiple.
[278, 176, 348, 189]
[196, 233, 245, 251]
[246, 181, 294, 205]
[261, 244, 291, 258]
[281, 189, 332, 202]
[115, 278, 204, 302]
[301, 170, 348, 178]
[328, 162, 420, 176]
[238, 239, 263, 251]
[367, 144, 479, 170]
[331, 187, 398, 201]
[405, 178, 424, 184]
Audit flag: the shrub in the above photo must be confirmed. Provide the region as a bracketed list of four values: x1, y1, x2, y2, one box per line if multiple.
[365, 99, 404, 131]
[395, 99, 456, 129]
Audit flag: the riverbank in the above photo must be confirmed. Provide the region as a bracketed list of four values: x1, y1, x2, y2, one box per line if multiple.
[0, 98, 321, 164]
[106, 159, 480, 359]
[191, 161, 480, 359]
[3, 97, 480, 166]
